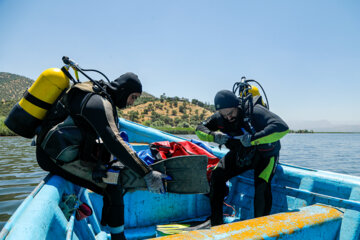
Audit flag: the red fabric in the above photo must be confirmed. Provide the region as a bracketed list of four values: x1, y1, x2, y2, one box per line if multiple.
[76, 202, 93, 220]
[150, 141, 220, 180]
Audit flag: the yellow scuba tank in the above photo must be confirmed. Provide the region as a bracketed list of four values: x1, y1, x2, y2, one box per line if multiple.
[240, 85, 260, 97]
[248, 85, 260, 97]
[5, 68, 70, 138]
[240, 85, 267, 107]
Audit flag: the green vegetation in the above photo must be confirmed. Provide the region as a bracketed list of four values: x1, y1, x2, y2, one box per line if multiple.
[0, 116, 16, 136]
[0, 100, 17, 116]
[132, 92, 157, 106]
[289, 129, 314, 133]
[152, 126, 195, 134]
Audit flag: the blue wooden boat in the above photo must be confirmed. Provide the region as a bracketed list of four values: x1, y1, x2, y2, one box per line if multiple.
[1, 118, 360, 240]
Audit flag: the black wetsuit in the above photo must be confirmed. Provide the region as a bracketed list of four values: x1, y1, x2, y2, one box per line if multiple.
[196, 99, 289, 225]
[36, 82, 151, 235]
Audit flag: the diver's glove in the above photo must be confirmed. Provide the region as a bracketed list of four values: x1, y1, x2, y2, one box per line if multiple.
[238, 131, 253, 147]
[213, 132, 229, 145]
[92, 165, 108, 183]
[144, 170, 171, 194]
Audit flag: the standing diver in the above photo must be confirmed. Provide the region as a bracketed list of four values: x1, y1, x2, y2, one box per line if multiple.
[196, 88, 289, 226]
[35, 72, 168, 240]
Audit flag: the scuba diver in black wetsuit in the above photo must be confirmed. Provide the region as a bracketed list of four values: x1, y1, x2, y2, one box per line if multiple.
[35, 71, 168, 240]
[196, 83, 289, 226]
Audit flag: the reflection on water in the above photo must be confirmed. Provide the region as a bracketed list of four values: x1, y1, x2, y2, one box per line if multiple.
[280, 133, 360, 177]
[0, 137, 47, 229]
[1, 134, 360, 230]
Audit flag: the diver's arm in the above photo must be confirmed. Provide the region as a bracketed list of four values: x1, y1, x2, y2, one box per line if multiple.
[250, 106, 289, 146]
[195, 113, 221, 142]
[81, 94, 151, 176]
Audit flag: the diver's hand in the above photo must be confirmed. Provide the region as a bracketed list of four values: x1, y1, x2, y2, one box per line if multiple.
[213, 132, 229, 145]
[144, 170, 170, 194]
[239, 132, 253, 147]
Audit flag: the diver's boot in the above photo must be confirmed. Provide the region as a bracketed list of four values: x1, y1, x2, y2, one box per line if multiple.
[210, 216, 223, 227]
[210, 206, 224, 226]
[111, 232, 126, 240]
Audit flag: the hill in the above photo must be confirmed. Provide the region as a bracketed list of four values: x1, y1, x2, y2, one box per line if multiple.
[0, 72, 34, 102]
[120, 97, 214, 130]
[0, 72, 215, 134]
[0, 72, 34, 117]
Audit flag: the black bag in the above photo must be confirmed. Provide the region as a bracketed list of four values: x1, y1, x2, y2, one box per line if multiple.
[40, 116, 83, 163]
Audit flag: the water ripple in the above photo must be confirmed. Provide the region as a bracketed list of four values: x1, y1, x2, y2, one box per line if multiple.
[0, 136, 47, 229]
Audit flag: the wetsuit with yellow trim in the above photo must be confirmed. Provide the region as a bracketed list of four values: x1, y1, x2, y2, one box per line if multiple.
[196, 97, 289, 226]
[36, 80, 151, 240]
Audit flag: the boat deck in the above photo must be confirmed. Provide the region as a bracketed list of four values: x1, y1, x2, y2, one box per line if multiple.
[2, 118, 360, 239]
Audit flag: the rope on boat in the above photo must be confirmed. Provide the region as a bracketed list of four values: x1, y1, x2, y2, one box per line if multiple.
[223, 202, 236, 217]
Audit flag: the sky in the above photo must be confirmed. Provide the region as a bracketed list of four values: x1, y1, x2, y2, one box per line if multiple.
[0, 0, 359, 130]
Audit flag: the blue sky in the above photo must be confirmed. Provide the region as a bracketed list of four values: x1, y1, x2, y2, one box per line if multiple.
[0, 0, 359, 129]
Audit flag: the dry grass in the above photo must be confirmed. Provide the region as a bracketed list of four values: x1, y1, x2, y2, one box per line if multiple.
[121, 100, 213, 122]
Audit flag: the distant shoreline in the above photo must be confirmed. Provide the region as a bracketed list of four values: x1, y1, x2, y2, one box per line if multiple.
[301, 132, 360, 134]
[289, 129, 360, 134]
[1, 117, 360, 136]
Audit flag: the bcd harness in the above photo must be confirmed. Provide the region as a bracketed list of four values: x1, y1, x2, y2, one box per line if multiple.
[37, 81, 113, 169]
[22, 57, 120, 174]
[197, 77, 280, 166]
[5, 56, 115, 139]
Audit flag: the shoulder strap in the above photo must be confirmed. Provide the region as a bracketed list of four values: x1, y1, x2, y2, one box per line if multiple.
[72, 81, 118, 124]
[72, 81, 95, 93]
[36, 89, 70, 145]
[36, 82, 94, 145]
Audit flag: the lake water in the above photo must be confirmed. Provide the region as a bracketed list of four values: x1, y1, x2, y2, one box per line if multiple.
[1, 133, 360, 229]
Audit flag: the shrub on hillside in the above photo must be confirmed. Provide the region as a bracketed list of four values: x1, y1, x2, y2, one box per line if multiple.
[128, 110, 140, 122]
[150, 120, 169, 128]
[177, 121, 190, 128]
[143, 120, 151, 126]
[181, 114, 189, 120]
[154, 127, 195, 134]
[179, 105, 186, 113]
[174, 117, 181, 125]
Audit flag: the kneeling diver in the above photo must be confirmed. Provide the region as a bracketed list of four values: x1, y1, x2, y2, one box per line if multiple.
[36, 72, 168, 240]
[196, 87, 289, 226]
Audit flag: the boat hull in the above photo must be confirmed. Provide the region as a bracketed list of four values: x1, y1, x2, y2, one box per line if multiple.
[1, 118, 360, 239]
